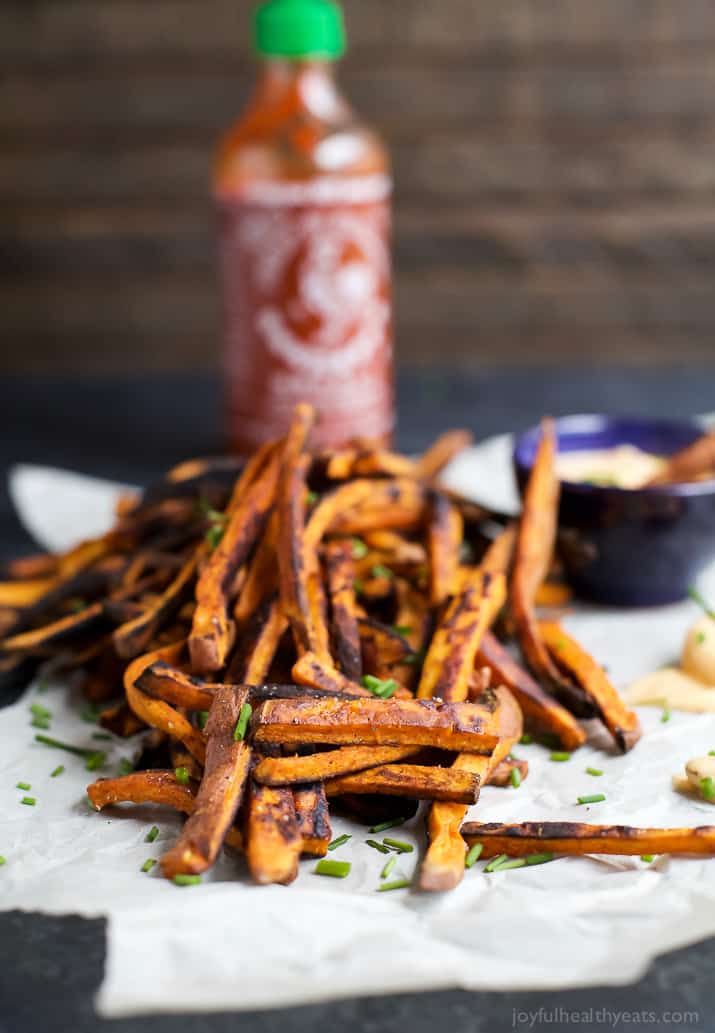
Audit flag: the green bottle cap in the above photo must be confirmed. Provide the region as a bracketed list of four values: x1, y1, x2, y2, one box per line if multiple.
[254, 0, 346, 59]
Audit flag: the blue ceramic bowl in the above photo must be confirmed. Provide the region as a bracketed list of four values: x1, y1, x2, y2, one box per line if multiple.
[513, 414, 715, 606]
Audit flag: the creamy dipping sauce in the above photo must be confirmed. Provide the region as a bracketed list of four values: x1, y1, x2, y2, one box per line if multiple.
[626, 615, 715, 713]
[555, 445, 666, 489]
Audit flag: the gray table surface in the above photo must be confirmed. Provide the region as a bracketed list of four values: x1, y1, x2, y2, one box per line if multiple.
[1, 367, 714, 1033]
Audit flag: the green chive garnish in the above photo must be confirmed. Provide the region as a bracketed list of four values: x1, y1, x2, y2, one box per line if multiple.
[205, 524, 224, 551]
[391, 625, 413, 637]
[80, 703, 104, 724]
[0, 856, 6, 866]
[315, 859, 351, 878]
[328, 834, 351, 851]
[586, 767, 603, 776]
[370, 564, 393, 580]
[175, 766, 190, 786]
[30, 703, 51, 721]
[484, 853, 508, 872]
[465, 843, 483, 868]
[173, 874, 201, 886]
[577, 793, 606, 805]
[550, 752, 571, 762]
[35, 734, 94, 758]
[351, 537, 368, 559]
[661, 706, 671, 724]
[16, 782, 31, 791]
[377, 878, 411, 892]
[369, 817, 405, 834]
[709, 751, 715, 757]
[641, 854, 654, 863]
[509, 767, 522, 788]
[50, 765, 65, 778]
[353, 578, 364, 594]
[31, 717, 51, 730]
[233, 702, 252, 741]
[696, 631, 707, 645]
[381, 855, 397, 879]
[700, 776, 715, 801]
[84, 751, 106, 772]
[688, 586, 715, 620]
[141, 859, 157, 873]
[306, 491, 319, 506]
[383, 837, 413, 854]
[20, 796, 36, 806]
[519, 733, 532, 745]
[365, 839, 391, 854]
[117, 758, 134, 776]
[525, 852, 555, 866]
[492, 857, 527, 871]
[197, 711, 209, 730]
[361, 675, 398, 699]
[145, 825, 160, 843]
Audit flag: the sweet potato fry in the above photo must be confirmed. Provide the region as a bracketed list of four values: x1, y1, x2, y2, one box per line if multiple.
[254, 696, 502, 752]
[534, 582, 573, 608]
[113, 552, 200, 659]
[426, 492, 463, 606]
[476, 632, 586, 751]
[253, 744, 420, 786]
[228, 595, 287, 684]
[417, 430, 473, 480]
[161, 686, 252, 877]
[647, 426, 715, 486]
[511, 419, 595, 717]
[0, 578, 58, 607]
[538, 621, 641, 751]
[233, 511, 279, 627]
[244, 780, 302, 885]
[291, 651, 372, 697]
[393, 576, 431, 654]
[358, 617, 412, 676]
[460, 821, 715, 859]
[325, 764, 481, 803]
[136, 660, 216, 711]
[362, 531, 426, 567]
[293, 783, 331, 856]
[88, 769, 196, 814]
[98, 700, 146, 738]
[479, 521, 518, 579]
[324, 540, 362, 681]
[419, 686, 522, 891]
[417, 570, 506, 702]
[190, 443, 283, 672]
[328, 481, 425, 535]
[488, 756, 529, 787]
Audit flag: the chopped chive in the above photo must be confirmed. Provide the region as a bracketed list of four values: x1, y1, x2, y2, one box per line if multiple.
[525, 852, 555, 866]
[577, 793, 606, 805]
[700, 776, 715, 801]
[710, 751, 715, 757]
[118, 758, 134, 776]
[353, 578, 364, 594]
[205, 524, 224, 551]
[92, 732, 112, 741]
[370, 564, 393, 580]
[327, 834, 351, 851]
[197, 710, 209, 730]
[34, 734, 93, 758]
[50, 765, 65, 778]
[0, 856, 6, 866]
[509, 767, 522, 788]
[306, 490, 319, 506]
[233, 702, 252, 741]
[84, 751, 106, 772]
[141, 858, 157, 873]
[484, 853, 508, 873]
[20, 796, 36, 806]
[492, 857, 527, 871]
[16, 782, 31, 791]
[197, 499, 225, 522]
[351, 537, 368, 559]
[31, 717, 51, 730]
[369, 817, 406, 834]
[585, 767, 603, 776]
[550, 752, 571, 762]
[365, 839, 391, 854]
[465, 842, 483, 868]
[688, 586, 715, 620]
[519, 733, 533, 745]
[361, 675, 398, 699]
[30, 703, 51, 720]
[696, 631, 707, 645]
[315, 859, 351, 878]
[174, 766, 190, 786]
[173, 874, 201, 886]
[661, 706, 671, 724]
[377, 878, 411, 892]
[391, 624, 412, 637]
[641, 854, 654, 863]
[145, 825, 160, 843]
[383, 837, 413, 854]
[381, 855, 397, 879]
[402, 648, 426, 668]
[80, 703, 104, 724]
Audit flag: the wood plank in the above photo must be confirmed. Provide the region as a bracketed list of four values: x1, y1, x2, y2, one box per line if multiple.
[3, 0, 715, 64]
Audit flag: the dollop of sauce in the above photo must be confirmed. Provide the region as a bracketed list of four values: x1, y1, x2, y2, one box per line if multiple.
[672, 754, 715, 802]
[626, 615, 715, 712]
[555, 445, 665, 489]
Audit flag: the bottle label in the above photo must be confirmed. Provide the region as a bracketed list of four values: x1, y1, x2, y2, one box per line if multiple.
[218, 174, 394, 451]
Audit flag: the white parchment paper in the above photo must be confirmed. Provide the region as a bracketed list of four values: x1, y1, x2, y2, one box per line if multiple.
[3, 446, 715, 1017]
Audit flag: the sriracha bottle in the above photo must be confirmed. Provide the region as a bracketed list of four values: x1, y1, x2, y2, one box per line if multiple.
[214, 0, 394, 453]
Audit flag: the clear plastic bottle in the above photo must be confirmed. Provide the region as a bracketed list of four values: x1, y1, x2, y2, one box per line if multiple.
[214, 0, 394, 453]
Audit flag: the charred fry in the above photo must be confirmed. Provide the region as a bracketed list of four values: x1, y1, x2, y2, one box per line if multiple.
[293, 783, 332, 856]
[244, 779, 302, 885]
[461, 821, 715, 859]
[253, 745, 420, 786]
[325, 763, 480, 803]
[426, 492, 463, 605]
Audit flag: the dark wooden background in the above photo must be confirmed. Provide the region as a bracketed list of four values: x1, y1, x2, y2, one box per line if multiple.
[2, 0, 715, 373]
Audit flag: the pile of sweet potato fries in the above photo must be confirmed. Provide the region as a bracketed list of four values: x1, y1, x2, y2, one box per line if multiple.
[2, 403, 714, 890]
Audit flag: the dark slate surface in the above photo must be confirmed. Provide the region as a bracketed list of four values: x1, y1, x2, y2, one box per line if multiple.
[1, 368, 714, 1033]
